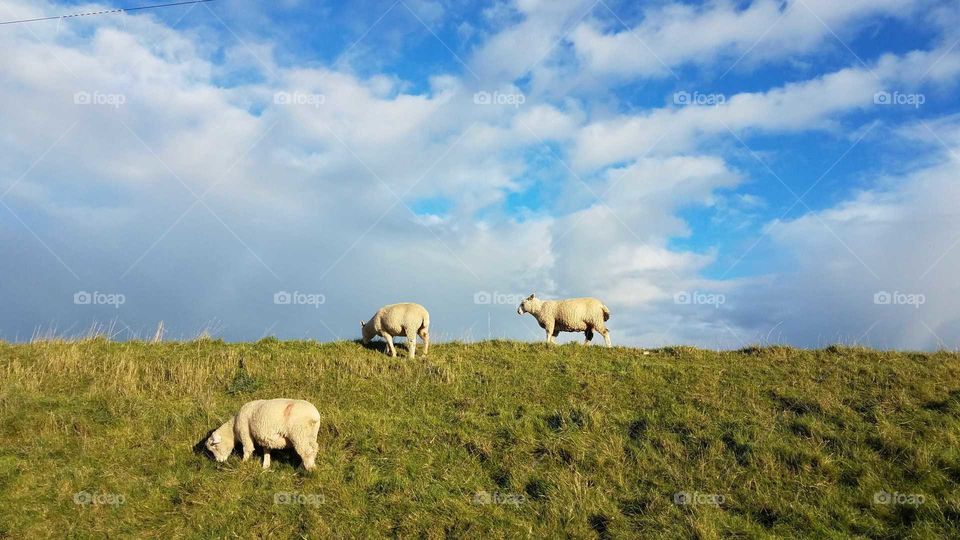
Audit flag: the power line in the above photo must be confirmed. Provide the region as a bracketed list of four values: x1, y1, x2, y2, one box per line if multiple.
[0, 0, 216, 26]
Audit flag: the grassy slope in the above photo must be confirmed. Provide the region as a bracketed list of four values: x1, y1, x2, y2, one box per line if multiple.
[0, 339, 959, 538]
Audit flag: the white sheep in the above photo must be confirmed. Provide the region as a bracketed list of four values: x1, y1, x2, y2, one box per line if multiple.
[361, 302, 430, 358]
[360, 303, 430, 358]
[205, 398, 321, 470]
[517, 293, 612, 346]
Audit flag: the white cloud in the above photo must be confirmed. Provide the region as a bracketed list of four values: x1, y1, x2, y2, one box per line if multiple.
[470, 0, 594, 83]
[726, 120, 960, 349]
[540, 155, 743, 329]
[573, 45, 960, 170]
[570, 0, 923, 79]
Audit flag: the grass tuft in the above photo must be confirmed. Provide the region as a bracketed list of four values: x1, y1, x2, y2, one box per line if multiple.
[226, 356, 262, 396]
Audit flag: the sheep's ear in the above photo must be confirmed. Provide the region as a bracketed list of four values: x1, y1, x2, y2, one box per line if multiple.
[528, 293, 536, 299]
[360, 320, 364, 327]
[211, 433, 221, 444]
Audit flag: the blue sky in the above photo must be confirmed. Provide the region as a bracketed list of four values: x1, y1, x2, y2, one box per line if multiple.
[1, 0, 959, 348]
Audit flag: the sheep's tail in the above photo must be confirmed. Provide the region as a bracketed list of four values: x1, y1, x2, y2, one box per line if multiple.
[602, 304, 610, 321]
[421, 312, 430, 332]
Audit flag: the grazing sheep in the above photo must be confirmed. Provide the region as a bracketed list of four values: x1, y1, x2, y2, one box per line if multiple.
[517, 293, 612, 347]
[205, 398, 321, 470]
[361, 303, 430, 358]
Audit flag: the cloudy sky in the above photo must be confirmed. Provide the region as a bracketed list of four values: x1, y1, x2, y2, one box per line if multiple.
[1, 0, 958, 349]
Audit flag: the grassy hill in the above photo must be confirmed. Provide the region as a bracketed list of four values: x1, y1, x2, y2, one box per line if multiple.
[1, 339, 959, 538]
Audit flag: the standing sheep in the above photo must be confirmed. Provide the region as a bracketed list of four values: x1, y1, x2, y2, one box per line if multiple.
[517, 293, 612, 347]
[204, 398, 321, 470]
[361, 302, 430, 358]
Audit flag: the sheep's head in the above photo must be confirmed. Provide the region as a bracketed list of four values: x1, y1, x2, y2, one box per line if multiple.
[205, 418, 236, 462]
[360, 320, 375, 344]
[517, 293, 538, 315]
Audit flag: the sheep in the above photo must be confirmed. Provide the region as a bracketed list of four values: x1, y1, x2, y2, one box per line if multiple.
[361, 303, 430, 358]
[204, 398, 321, 470]
[517, 293, 612, 347]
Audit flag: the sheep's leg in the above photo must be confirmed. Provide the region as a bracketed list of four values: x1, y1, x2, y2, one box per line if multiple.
[419, 328, 429, 355]
[601, 329, 612, 347]
[380, 333, 396, 357]
[239, 425, 255, 461]
[262, 450, 271, 469]
[406, 330, 417, 359]
[584, 327, 594, 345]
[545, 321, 556, 344]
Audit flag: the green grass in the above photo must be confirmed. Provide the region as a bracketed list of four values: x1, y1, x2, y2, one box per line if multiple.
[1, 339, 959, 538]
